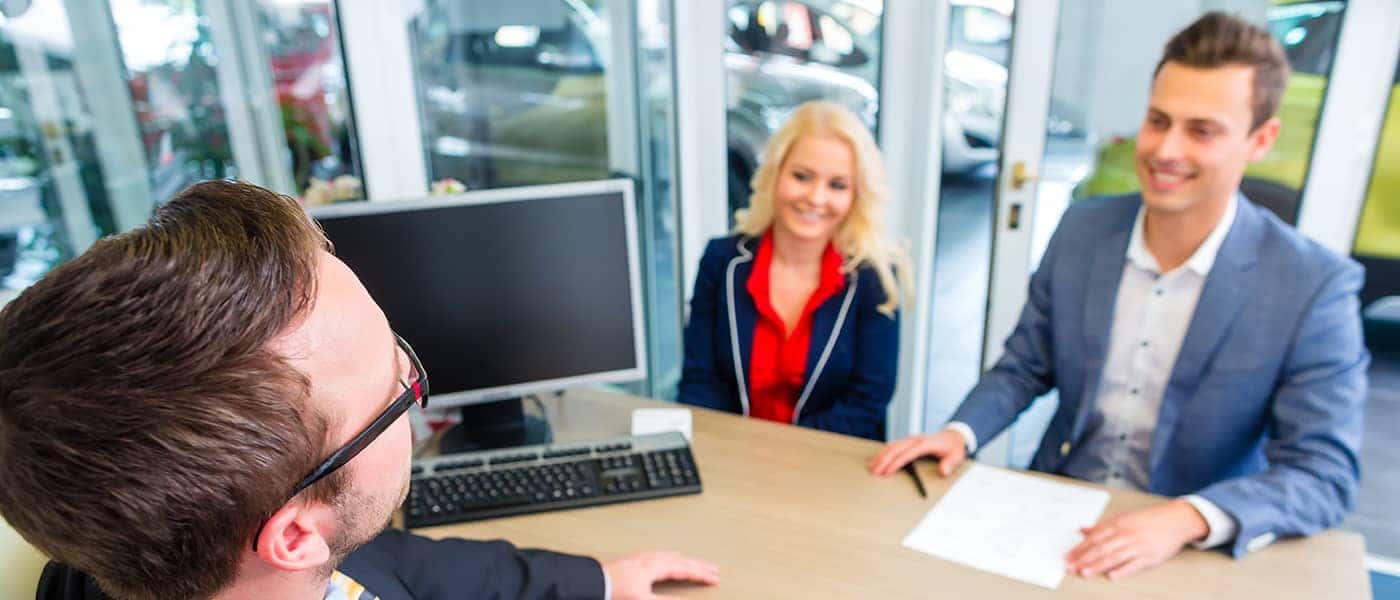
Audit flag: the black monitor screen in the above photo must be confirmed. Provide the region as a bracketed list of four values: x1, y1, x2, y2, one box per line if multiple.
[316, 189, 640, 404]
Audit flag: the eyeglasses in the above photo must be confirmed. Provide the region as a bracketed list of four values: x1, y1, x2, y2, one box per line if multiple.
[252, 333, 429, 551]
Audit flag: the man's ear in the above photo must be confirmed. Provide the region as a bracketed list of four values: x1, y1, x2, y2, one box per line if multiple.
[1246, 116, 1282, 162]
[253, 501, 338, 572]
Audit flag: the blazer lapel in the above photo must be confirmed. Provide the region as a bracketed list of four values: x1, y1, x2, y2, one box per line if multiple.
[803, 274, 853, 384]
[1074, 210, 1135, 437]
[727, 238, 757, 396]
[1148, 200, 1263, 473]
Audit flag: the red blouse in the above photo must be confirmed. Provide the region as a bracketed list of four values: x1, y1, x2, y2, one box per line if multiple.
[745, 233, 846, 425]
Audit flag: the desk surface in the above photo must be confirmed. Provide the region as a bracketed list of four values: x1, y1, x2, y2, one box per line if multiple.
[418, 390, 1370, 599]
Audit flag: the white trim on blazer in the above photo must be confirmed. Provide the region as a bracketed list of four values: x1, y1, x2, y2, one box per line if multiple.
[724, 237, 857, 424]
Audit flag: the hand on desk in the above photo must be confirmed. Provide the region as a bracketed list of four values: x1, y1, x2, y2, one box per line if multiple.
[1065, 499, 1209, 580]
[604, 550, 720, 600]
[867, 429, 968, 477]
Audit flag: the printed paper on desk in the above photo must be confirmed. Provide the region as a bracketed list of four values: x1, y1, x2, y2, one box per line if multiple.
[630, 408, 692, 441]
[901, 463, 1109, 589]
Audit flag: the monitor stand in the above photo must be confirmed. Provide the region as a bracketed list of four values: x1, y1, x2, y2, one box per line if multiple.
[438, 397, 552, 454]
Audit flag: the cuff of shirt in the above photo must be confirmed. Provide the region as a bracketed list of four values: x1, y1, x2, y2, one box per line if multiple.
[1183, 494, 1238, 549]
[601, 565, 612, 600]
[945, 422, 978, 455]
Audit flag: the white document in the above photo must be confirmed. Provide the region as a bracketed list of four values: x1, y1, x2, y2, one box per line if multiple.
[901, 463, 1110, 589]
[630, 408, 693, 441]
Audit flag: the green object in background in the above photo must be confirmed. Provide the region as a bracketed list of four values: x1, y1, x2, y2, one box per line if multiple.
[1353, 77, 1400, 260]
[1077, 0, 1346, 202]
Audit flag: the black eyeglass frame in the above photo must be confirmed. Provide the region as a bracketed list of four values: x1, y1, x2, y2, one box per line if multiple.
[252, 333, 429, 551]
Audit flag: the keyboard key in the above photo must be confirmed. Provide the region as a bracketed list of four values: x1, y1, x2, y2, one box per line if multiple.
[406, 435, 701, 528]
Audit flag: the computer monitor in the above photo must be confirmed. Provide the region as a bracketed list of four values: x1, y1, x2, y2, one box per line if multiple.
[310, 179, 646, 451]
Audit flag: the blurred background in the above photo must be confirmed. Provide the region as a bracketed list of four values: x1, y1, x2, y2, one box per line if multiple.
[0, 0, 1393, 591]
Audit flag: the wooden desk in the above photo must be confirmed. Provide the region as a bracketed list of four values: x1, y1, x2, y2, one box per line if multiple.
[418, 390, 1370, 599]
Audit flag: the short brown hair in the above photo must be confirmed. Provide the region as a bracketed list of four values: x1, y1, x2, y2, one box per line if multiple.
[0, 180, 345, 599]
[1155, 11, 1291, 130]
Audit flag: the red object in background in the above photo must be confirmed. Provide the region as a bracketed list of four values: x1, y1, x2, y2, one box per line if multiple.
[268, 4, 337, 153]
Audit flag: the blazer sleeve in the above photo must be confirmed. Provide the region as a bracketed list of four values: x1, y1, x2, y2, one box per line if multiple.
[677, 240, 738, 411]
[35, 533, 606, 600]
[36, 562, 112, 600]
[947, 218, 1062, 447]
[796, 272, 899, 441]
[1195, 261, 1368, 558]
[339, 528, 606, 600]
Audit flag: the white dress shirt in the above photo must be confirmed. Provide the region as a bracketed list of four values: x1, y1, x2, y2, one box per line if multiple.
[950, 195, 1240, 549]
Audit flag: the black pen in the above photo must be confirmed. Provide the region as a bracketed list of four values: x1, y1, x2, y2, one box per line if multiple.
[903, 462, 928, 498]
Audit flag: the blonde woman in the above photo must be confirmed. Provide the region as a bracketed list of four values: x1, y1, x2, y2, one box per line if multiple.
[678, 101, 912, 441]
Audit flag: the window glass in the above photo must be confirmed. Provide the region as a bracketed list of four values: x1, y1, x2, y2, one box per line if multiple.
[723, 0, 883, 216]
[256, 0, 364, 202]
[410, 0, 611, 190]
[1074, 0, 1348, 226]
[1347, 56, 1399, 562]
[962, 6, 1012, 45]
[0, 0, 111, 305]
[0, 0, 364, 307]
[110, 0, 236, 198]
[1352, 61, 1400, 261]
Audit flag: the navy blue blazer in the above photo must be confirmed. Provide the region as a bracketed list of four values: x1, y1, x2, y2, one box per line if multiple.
[38, 529, 605, 599]
[951, 194, 1368, 558]
[678, 235, 899, 441]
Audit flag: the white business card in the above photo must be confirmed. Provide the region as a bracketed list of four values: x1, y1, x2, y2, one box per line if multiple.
[630, 408, 693, 441]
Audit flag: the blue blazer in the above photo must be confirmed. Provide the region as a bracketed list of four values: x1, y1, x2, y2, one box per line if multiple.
[951, 194, 1368, 558]
[679, 235, 899, 441]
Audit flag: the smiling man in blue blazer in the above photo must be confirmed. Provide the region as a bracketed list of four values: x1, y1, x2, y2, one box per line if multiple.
[871, 12, 1367, 579]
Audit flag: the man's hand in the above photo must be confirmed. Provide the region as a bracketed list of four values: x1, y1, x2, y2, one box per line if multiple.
[868, 429, 968, 477]
[603, 551, 720, 600]
[1065, 499, 1210, 580]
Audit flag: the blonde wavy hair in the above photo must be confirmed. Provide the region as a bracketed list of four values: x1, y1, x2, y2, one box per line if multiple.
[733, 100, 913, 315]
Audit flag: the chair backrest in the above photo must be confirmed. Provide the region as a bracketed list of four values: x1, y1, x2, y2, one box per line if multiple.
[1, 516, 48, 598]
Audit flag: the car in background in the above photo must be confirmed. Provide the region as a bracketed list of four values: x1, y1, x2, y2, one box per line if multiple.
[414, 0, 611, 189]
[413, 0, 1064, 211]
[722, 0, 1054, 208]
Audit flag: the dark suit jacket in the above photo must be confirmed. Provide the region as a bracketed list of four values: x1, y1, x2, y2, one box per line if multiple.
[37, 528, 605, 599]
[678, 235, 899, 441]
[950, 194, 1368, 557]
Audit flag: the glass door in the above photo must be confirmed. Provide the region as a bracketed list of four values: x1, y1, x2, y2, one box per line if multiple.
[959, 0, 1060, 464]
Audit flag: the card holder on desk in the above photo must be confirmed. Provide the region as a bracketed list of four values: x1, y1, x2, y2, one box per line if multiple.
[631, 407, 693, 441]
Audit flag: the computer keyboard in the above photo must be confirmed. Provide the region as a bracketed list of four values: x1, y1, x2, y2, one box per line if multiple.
[404, 431, 701, 528]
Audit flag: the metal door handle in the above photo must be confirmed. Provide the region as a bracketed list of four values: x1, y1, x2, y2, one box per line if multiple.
[1011, 161, 1036, 190]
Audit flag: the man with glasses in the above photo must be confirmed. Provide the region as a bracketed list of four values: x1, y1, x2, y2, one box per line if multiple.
[0, 180, 718, 599]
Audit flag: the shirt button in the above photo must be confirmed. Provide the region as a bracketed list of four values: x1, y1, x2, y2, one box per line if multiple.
[1130, 388, 1140, 396]
[1119, 433, 1127, 441]
[1154, 289, 1164, 296]
[1140, 340, 1149, 348]
[1060, 441, 1072, 456]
